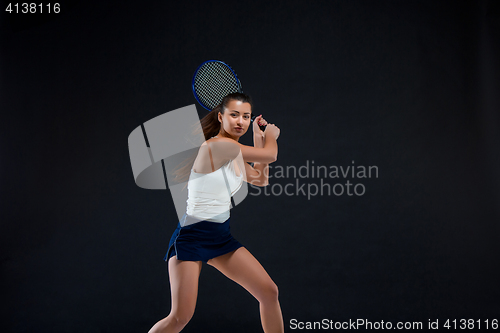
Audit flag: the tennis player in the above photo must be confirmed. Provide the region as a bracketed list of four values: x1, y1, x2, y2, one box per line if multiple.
[148, 93, 283, 333]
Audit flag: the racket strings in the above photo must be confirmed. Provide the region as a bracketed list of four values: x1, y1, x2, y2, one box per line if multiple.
[195, 72, 237, 107]
[194, 62, 241, 110]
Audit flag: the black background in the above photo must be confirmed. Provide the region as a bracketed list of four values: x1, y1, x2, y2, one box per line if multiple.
[1, 0, 499, 332]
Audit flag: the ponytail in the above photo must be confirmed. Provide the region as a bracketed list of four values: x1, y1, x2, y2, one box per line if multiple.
[199, 104, 222, 140]
[171, 104, 222, 185]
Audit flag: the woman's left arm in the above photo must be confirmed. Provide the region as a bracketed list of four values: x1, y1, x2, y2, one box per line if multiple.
[244, 115, 269, 186]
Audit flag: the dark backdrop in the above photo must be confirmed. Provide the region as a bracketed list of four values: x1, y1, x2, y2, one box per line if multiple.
[1, 0, 499, 332]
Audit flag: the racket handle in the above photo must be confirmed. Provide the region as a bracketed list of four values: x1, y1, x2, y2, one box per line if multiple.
[251, 115, 266, 131]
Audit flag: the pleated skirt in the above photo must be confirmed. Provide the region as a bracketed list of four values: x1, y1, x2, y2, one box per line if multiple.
[164, 213, 243, 263]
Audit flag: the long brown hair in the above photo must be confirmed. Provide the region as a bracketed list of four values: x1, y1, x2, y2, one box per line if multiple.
[172, 92, 253, 185]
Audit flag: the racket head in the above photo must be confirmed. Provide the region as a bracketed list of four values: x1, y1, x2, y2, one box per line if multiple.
[192, 60, 243, 111]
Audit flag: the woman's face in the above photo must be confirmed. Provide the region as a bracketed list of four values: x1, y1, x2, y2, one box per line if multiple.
[218, 100, 252, 140]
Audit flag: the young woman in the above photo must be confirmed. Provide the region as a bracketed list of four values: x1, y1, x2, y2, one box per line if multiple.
[148, 93, 283, 333]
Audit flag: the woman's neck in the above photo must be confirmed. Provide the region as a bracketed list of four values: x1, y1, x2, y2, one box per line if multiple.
[217, 131, 239, 141]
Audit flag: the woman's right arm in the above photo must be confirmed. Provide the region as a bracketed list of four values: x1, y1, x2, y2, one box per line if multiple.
[237, 124, 280, 163]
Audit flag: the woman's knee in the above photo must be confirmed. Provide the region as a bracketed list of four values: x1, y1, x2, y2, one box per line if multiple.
[256, 281, 279, 304]
[148, 312, 194, 333]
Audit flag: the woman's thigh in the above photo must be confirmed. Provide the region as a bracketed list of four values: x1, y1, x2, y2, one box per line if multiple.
[168, 257, 203, 315]
[207, 247, 278, 301]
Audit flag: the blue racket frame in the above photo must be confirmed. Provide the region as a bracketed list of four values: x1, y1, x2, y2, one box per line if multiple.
[191, 60, 244, 111]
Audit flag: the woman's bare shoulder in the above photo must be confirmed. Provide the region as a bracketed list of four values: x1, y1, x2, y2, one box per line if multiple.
[204, 137, 240, 160]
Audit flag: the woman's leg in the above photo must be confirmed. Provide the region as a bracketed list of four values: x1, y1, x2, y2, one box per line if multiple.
[207, 247, 284, 333]
[148, 257, 202, 333]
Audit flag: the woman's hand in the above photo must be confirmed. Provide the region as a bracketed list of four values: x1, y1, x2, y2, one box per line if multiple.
[264, 123, 280, 140]
[253, 114, 268, 137]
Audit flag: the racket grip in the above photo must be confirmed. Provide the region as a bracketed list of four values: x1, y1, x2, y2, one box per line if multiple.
[251, 115, 266, 131]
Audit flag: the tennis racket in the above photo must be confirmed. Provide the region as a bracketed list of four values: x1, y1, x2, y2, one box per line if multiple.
[192, 60, 263, 128]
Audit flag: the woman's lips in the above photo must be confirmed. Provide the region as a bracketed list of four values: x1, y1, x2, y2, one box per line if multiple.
[235, 127, 243, 131]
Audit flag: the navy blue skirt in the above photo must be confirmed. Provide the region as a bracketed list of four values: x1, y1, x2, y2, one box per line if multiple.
[164, 214, 243, 263]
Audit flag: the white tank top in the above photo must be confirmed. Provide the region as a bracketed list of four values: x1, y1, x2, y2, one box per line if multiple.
[185, 141, 244, 224]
